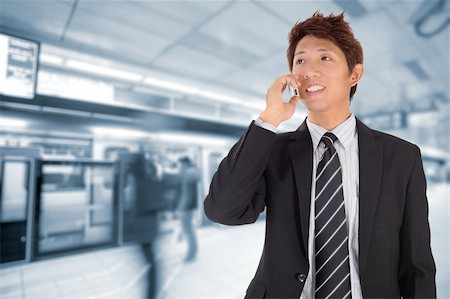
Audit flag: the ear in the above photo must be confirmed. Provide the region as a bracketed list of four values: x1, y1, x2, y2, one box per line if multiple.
[350, 64, 364, 87]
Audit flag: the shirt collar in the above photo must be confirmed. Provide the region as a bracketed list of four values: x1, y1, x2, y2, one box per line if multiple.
[306, 113, 356, 151]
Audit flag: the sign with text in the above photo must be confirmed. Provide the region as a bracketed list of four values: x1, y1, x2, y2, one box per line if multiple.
[0, 33, 39, 99]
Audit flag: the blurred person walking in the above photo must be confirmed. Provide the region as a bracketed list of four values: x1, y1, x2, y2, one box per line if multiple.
[122, 153, 166, 299]
[176, 156, 201, 262]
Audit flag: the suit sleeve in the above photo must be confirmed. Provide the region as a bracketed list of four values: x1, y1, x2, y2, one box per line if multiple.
[398, 146, 436, 298]
[203, 121, 277, 225]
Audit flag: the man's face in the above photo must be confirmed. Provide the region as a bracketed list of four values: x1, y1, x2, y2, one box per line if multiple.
[291, 35, 361, 113]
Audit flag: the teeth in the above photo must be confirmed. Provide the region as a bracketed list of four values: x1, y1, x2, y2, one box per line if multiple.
[307, 85, 325, 92]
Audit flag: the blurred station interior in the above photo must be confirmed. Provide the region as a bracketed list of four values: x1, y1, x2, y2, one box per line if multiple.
[0, 1, 449, 298]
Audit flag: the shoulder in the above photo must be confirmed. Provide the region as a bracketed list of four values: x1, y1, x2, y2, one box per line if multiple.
[371, 129, 418, 151]
[365, 128, 421, 163]
[356, 117, 420, 158]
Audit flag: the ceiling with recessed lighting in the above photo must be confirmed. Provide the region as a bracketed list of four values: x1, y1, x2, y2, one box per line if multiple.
[0, 0, 448, 139]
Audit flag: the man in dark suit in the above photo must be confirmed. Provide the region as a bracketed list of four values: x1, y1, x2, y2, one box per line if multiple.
[204, 11, 435, 299]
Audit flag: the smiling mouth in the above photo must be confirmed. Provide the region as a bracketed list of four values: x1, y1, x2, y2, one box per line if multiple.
[305, 85, 325, 93]
[305, 86, 326, 95]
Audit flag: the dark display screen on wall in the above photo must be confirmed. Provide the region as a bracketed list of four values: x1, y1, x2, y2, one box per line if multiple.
[0, 33, 39, 99]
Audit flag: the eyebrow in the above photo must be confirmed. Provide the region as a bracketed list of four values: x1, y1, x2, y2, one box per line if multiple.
[294, 48, 334, 57]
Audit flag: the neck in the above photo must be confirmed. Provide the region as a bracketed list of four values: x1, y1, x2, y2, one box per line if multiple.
[307, 109, 352, 131]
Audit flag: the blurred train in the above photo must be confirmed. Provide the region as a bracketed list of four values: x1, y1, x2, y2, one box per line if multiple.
[0, 123, 237, 266]
[1, 111, 448, 266]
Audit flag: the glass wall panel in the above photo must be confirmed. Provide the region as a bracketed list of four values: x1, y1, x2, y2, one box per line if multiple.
[0, 160, 30, 263]
[37, 161, 115, 254]
[1, 161, 29, 221]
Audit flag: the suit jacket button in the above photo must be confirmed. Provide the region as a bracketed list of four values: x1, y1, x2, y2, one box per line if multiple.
[296, 273, 306, 283]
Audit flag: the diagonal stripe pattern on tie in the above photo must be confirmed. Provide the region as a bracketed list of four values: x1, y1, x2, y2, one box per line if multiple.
[314, 132, 352, 299]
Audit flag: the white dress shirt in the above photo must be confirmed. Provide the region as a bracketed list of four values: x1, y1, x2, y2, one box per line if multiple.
[255, 115, 363, 298]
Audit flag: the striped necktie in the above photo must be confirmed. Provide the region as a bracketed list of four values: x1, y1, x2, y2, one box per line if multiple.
[314, 132, 352, 299]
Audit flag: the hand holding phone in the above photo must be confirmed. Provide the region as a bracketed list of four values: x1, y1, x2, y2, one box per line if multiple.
[288, 83, 299, 97]
[260, 74, 302, 128]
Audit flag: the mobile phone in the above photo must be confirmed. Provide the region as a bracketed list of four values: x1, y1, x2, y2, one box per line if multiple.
[288, 83, 299, 97]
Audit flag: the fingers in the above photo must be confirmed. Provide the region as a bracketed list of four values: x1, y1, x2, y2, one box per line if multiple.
[274, 74, 302, 93]
[288, 74, 302, 90]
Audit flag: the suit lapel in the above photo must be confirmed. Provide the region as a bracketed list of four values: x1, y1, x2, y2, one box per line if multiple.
[288, 120, 313, 255]
[356, 118, 383, 279]
[287, 117, 383, 276]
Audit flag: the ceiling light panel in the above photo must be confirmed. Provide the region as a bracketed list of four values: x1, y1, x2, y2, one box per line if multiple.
[40, 53, 64, 66]
[181, 31, 260, 66]
[0, 1, 73, 39]
[200, 4, 287, 56]
[77, 1, 191, 39]
[152, 45, 240, 80]
[65, 8, 173, 64]
[66, 59, 142, 82]
[132, 0, 226, 25]
[255, 1, 343, 26]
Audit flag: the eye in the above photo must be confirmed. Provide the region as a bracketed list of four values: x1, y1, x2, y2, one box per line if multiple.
[295, 59, 304, 65]
[322, 56, 331, 61]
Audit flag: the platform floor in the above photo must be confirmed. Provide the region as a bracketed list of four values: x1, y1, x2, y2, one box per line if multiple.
[0, 219, 265, 299]
[0, 183, 448, 299]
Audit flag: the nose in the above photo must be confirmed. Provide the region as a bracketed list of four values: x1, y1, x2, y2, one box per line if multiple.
[300, 63, 322, 79]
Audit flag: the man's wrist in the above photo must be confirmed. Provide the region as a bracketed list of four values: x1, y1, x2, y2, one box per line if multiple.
[254, 118, 277, 133]
[258, 112, 282, 128]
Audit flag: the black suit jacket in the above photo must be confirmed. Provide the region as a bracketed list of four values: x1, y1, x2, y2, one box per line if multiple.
[204, 118, 436, 298]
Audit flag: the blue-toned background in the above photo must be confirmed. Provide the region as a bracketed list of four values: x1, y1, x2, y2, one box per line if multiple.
[0, 1, 448, 298]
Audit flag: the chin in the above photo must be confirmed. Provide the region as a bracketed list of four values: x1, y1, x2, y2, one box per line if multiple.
[302, 99, 329, 112]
